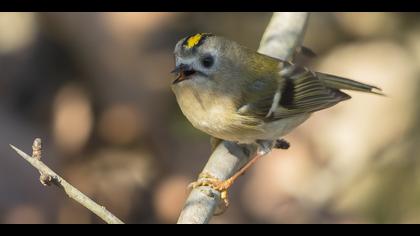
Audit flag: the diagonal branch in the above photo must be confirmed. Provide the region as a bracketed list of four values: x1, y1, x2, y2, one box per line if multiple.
[10, 139, 124, 224]
[177, 12, 310, 224]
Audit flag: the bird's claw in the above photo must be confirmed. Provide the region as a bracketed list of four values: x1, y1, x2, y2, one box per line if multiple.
[188, 171, 233, 214]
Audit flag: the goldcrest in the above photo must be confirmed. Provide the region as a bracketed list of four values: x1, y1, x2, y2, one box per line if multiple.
[171, 33, 382, 154]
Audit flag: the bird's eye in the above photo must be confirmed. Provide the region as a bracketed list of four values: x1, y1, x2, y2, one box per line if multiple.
[201, 55, 214, 68]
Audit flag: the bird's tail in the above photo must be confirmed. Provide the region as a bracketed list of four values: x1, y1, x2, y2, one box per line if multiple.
[316, 72, 384, 95]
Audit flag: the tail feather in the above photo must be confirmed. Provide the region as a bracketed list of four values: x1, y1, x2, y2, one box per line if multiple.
[316, 72, 384, 96]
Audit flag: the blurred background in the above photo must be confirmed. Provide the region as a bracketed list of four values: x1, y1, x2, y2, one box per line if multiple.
[0, 12, 419, 224]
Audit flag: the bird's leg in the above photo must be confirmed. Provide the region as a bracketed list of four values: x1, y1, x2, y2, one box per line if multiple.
[188, 152, 265, 214]
[188, 139, 291, 215]
[256, 139, 275, 155]
[188, 140, 276, 214]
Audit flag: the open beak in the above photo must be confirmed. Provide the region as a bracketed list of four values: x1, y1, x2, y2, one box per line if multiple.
[171, 64, 196, 84]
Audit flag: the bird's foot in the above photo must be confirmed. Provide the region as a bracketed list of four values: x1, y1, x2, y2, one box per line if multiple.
[274, 139, 290, 149]
[188, 171, 233, 214]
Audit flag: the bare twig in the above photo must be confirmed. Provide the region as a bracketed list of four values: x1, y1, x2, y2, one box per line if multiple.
[177, 12, 310, 224]
[10, 139, 124, 224]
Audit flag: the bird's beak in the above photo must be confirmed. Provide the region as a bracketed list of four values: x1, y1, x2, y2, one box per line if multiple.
[171, 64, 195, 84]
[171, 63, 189, 74]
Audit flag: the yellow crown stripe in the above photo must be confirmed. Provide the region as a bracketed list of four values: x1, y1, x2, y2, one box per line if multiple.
[186, 34, 203, 49]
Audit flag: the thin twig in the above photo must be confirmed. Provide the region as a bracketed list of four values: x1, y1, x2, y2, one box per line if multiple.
[10, 139, 124, 224]
[177, 12, 310, 224]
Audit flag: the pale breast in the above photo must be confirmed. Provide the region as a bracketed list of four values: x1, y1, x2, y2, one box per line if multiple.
[172, 82, 237, 138]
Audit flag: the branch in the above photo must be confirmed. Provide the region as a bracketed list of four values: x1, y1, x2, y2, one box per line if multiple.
[177, 12, 310, 224]
[10, 139, 124, 224]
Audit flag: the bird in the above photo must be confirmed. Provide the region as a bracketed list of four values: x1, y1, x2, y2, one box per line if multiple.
[170, 33, 383, 209]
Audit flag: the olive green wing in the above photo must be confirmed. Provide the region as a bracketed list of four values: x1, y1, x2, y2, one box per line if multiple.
[269, 66, 352, 119]
[237, 61, 351, 122]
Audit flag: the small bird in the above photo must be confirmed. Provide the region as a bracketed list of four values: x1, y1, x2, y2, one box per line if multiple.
[171, 33, 383, 208]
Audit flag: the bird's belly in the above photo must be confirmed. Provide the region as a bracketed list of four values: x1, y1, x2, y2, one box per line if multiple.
[216, 114, 310, 144]
[193, 113, 311, 144]
[255, 114, 311, 141]
[173, 84, 310, 143]
[186, 106, 235, 139]
[173, 87, 238, 139]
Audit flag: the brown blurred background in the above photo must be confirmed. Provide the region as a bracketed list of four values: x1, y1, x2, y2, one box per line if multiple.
[0, 12, 419, 224]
